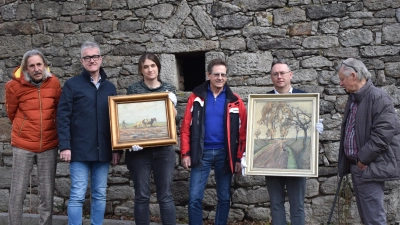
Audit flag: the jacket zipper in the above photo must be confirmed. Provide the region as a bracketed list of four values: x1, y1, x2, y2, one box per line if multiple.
[38, 87, 42, 151]
[18, 117, 26, 136]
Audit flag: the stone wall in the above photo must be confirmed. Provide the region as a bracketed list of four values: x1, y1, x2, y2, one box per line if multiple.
[0, 0, 400, 223]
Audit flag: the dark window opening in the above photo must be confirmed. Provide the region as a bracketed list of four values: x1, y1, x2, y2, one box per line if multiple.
[176, 52, 206, 91]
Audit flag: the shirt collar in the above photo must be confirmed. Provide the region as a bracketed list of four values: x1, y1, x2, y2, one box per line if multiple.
[273, 86, 293, 94]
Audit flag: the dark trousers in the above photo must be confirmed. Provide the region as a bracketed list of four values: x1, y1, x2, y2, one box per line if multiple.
[126, 146, 176, 225]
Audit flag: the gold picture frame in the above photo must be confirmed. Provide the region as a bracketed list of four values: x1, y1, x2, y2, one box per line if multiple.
[108, 92, 177, 150]
[245, 94, 320, 177]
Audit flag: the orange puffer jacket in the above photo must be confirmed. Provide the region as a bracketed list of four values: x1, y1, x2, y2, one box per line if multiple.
[5, 67, 61, 152]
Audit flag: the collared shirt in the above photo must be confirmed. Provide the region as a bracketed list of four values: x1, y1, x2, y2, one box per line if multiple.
[91, 76, 101, 89]
[344, 95, 358, 161]
[273, 87, 293, 94]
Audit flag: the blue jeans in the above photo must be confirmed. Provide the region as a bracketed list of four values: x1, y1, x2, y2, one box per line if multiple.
[265, 176, 305, 225]
[67, 161, 110, 225]
[188, 149, 232, 225]
[126, 146, 176, 225]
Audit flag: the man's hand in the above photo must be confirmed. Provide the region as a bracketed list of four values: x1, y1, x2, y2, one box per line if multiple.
[235, 162, 242, 174]
[112, 152, 121, 166]
[357, 161, 367, 170]
[182, 157, 191, 170]
[60, 149, 71, 162]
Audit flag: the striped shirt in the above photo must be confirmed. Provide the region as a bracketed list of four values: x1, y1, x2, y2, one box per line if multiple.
[344, 95, 358, 161]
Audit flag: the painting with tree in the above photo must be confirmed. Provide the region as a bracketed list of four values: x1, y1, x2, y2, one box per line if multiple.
[245, 94, 319, 177]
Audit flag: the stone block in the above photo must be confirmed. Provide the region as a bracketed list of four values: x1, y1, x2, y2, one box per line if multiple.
[363, 0, 397, 10]
[246, 207, 271, 221]
[0, 36, 32, 59]
[151, 3, 174, 19]
[64, 33, 95, 48]
[112, 0, 127, 9]
[397, 8, 400, 22]
[319, 21, 339, 34]
[339, 19, 363, 29]
[232, 187, 269, 204]
[323, 141, 339, 163]
[220, 37, 246, 51]
[61, 0, 86, 16]
[33, 2, 61, 19]
[324, 47, 359, 58]
[374, 9, 396, 18]
[0, 1, 17, 20]
[232, 0, 285, 11]
[160, 0, 190, 38]
[127, 0, 157, 9]
[228, 52, 273, 75]
[305, 178, 319, 198]
[306, 3, 346, 20]
[47, 21, 79, 33]
[385, 62, 400, 78]
[106, 185, 133, 201]
[273, 7, 306, 25]
[339, 29, 373, 47]
[348, 11, 373, 18]
[211, 1, 241, 17]
[117, 20, 142, 32]
[258, 38, 302, 50]
[382, 23, 400, 44]
[0, 21, 40, 35]
[361, 46, 400, 57]
[363, 18, 385, 26]
[288, 0, 312, 6]
[32, 34, 52, 47]
[243, 26, 286, 38]
[16, 3, 31, 20]
[88, 0, 112, 10]
[217, 14, 252, 29]
[382, 85, 400, 106]
[288, 22, 312, 36]
[134, 8, 150, 18]
[191, 6, 216, 39]
[319, 99, 335, 114]
[0, 166, 11, 189]
[159, 54, 179, 90]
[255, 11, 273, 26]
[184, 27, 202, 39]
[302, 36, 339, 49]
[162, 39, 219, 53]
[80, 20, 113, 33]
[0, 189, 9, 211]
[301, 56, 332, 68]
[291, 69, 318, 83]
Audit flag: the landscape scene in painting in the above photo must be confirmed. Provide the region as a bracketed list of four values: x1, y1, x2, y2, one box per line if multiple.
[117, 100, 169, 141]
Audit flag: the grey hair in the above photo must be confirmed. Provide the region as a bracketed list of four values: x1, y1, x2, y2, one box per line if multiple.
[21, 49, 52, 82]
[271, 58, 291, 71]
[80, 41, 101, 57]
[340, 58, 371, 81]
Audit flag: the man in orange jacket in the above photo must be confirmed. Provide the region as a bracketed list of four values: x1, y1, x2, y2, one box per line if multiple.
[5, 49, 61, 225]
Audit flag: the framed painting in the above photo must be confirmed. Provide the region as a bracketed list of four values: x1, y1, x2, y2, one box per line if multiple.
[108, 92, 177, 150]
[244, 93, 320, 177]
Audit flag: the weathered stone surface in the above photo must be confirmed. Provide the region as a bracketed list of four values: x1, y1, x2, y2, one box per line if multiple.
[320, 99, 335, 114]
[61, 0, 85, 15]
[255, 11, 273, 26]
[64, 33, 95, 47]
[247, 207, 271, 221]
[323, 142, 339, 163]
[232, 187, 269, 204]
[217, 14, 252, 29]
[0, 1, 17, 20]
[15, 3, 31, 20]
[324, 47, 359, 58]
[161, 0, 190, 38]
[191, 6, 216, 39]
[47, 21, 79, 33]
[211, 1, 241, 17]
[232, 0, 285, 11]
[0, 166, 11, 188]
[134, 8, 150, 18]
[382, 23, 400, 44]
[0, 189, 9, 211]
[361, 46, 400, 57]
[234, 175, 266, 187]
[151, 3, 174, 19]
[291, 69, 318, 83]
[339, 29, 373, 47]
[288, 22, 312, 36]
[302, 36, 339, 49]
[54, 177, 70, 197]
[301, 56, 332, 68]
[243, 27, 286, 38]
[340, 19, 363, 29]
[320, 176, 340, 195]
[220, 37, 246, 51]
[184, 27, 202, 38]
[273, 7, 306, 25]
[80, 20, 113, 33]
[349, 11, 373, 18]
[88, 0, 112, 10]
[33, 2, 61, 19]
[162, 39, 219, 53]
[106, 186, 134, 201]
[288, 0, 312, 6]
[363, 0, 398, 10]
[127, 0, 157, 9]
[71, 15, 102, 23]
[385, 62, 400, 78]
[306, 4, 346, 20]
[0, 36, 31, 59]
[258, 38, 302, 49]
[117, 20, 142, 32]
[397, 8, 400, 22]
[113, 44, 146, 55]
[375, 9, 396, 18]
[363, 18, 385, 26]
[0, 21, 40, 35]
[228, 52, 273, 75]
[305, 178, 319, 198]
[144, 20, 162, 31]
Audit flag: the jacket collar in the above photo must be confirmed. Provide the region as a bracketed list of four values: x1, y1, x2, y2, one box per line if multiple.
[81, 67, 107, 82]
[193, 80, 238, 102]
[350, 79, 372, 103]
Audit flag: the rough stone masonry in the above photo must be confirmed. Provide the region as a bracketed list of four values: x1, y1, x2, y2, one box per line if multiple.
[0, 0, 400, 224]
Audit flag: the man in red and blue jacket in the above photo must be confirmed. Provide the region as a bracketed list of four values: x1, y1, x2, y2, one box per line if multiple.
[180, 58, 247, 225]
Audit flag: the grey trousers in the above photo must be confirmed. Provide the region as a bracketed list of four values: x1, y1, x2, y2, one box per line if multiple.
[8, 146, 58, 225]
[351, 164, 386, 225]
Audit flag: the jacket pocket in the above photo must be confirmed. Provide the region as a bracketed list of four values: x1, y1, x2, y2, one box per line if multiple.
[18, 117, 26, 136]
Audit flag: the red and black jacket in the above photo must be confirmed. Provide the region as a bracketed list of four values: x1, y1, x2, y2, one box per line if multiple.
[180, 81, 247, 173]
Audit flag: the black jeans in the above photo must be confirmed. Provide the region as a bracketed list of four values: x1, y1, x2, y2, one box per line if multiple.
[126, 146, 176, 225]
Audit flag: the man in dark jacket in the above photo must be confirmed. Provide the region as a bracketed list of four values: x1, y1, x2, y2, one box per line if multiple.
[265, 59, 323, 225]
[180, 58, 247, 225]
[57, 41, 121, 225]
[338, 58, 400, 224]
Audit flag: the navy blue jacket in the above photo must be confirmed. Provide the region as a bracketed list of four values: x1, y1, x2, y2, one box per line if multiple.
[267, 88, 306, 94]
[57, 68, 117, 162]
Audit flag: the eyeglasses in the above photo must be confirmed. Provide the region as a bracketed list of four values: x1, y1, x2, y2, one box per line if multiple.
[271, 71, 291, 77]
[211, 73, 227, 78]
[341, 62, 358, 73]
[82, 55, 101, 62]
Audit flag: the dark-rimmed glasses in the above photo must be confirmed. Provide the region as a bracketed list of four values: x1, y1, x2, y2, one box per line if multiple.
[341, 62, 358, 73]
[82, 55, 101, 62]
[211, 73, 227, 78]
